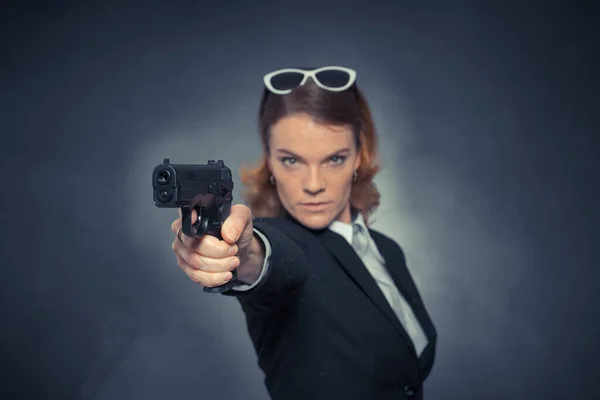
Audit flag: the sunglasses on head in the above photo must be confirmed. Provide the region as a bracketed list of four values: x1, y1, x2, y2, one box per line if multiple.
[263, 66, 357, 95]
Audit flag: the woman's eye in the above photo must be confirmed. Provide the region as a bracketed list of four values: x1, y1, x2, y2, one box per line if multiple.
[281, 157, 297, 166]
[330, 155, 346, 165]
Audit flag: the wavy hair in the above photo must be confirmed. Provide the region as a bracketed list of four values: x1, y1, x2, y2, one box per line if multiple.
[239, 79, 381, 225]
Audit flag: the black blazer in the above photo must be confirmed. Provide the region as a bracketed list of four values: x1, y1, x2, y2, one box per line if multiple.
[223, 214, 437, 400]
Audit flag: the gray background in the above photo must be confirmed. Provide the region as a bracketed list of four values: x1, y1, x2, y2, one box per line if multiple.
[1, 1, 598, 399]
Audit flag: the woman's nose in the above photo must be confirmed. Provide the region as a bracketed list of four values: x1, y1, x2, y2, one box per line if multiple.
[303, 169, 325, 194]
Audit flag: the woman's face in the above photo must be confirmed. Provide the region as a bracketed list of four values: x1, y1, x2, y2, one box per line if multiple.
[267, 113, 360, 229]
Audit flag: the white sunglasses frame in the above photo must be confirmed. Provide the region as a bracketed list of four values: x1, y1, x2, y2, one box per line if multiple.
[263, 66, 357, 95]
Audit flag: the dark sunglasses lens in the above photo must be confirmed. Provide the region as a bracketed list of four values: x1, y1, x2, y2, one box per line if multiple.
[315, 70, 350, 88]
[269, 72, 305, 91]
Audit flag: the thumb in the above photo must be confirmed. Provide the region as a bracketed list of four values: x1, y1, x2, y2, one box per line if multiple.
[221, 206, 251, 244]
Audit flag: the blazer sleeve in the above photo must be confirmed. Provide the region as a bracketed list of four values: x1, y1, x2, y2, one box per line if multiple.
[220, 217, 309, 315]
[229, 228, 272, 292]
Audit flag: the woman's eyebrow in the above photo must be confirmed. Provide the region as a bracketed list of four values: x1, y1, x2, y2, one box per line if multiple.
[275, 147, 351, 160]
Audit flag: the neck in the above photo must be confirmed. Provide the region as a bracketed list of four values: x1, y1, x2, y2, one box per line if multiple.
[335, 203, 355, 224]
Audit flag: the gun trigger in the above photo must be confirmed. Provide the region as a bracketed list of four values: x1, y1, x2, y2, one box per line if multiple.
[192, 206, 203, 228]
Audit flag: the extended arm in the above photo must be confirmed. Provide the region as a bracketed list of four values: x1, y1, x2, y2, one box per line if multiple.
[231, 228, 271, 289]
[221, 217, 308, 314]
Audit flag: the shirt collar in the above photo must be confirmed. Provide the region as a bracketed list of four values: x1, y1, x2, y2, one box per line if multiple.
[328, 209, 369, 243]
[328, 209, 386, 263]
[328, 209, 359, 243]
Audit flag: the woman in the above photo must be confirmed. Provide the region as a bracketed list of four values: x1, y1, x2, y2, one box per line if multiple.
[171, 66, 437, 400]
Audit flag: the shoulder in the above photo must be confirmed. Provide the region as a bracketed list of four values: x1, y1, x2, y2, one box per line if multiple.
[253, 216, 315, 249]
[253, 216, 307, 234]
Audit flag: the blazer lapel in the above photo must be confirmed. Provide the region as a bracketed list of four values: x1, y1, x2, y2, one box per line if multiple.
[370, 233, 416, 306]
[315, 229, 418, 358]
[370, 231, 438, 357]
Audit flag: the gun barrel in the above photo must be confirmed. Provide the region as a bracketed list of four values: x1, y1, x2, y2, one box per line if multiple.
[152, 159, 233, 208]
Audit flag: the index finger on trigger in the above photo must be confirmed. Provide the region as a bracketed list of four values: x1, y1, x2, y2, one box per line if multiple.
[178, 208, 199, 224]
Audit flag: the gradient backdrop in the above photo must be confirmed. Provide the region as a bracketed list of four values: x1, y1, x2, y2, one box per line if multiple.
[1, 1, 598, 399]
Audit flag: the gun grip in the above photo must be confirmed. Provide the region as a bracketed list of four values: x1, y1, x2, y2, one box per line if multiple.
[202, 270, 239, 293]
[181, 205, 239, 294]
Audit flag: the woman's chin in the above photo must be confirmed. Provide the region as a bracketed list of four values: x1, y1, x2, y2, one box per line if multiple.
[296, 213, 336, 230]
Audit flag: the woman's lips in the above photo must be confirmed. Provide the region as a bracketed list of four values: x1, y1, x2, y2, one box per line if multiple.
[301, 202, 330, 212]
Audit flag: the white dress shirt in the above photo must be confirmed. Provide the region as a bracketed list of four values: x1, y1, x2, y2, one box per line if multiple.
[233, 212, 428, 356]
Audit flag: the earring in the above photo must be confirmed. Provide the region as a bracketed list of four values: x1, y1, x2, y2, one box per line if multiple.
[269, 175, 276, 185]
[352, 170, 358, 182]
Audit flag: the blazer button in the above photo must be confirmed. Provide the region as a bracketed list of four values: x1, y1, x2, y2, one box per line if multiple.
[403, 385, 417, 398]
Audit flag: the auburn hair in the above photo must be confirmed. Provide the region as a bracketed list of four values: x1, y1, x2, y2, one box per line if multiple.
[239, 79, 381, 225]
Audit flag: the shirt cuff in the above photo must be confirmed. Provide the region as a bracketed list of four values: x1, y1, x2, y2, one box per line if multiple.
[232, 227, 272, 291]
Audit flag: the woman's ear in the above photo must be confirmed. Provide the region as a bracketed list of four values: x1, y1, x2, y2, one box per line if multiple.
[353, 132, 363, 171]
[264, 152, 273, 173]
[353, 150, 361, 171]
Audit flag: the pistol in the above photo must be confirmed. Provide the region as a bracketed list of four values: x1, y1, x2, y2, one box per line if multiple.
[152, 158, 237, 293]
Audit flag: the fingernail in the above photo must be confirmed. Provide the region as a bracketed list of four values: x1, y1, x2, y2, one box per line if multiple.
[222, 272, 232, 281]
[229, 230, 239, 241]
[229, 258, 238, 268]
[228, 245, 237, 255]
